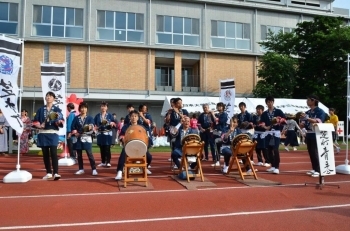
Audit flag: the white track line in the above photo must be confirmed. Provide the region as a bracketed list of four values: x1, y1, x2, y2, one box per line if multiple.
[0, 203, 349, 230]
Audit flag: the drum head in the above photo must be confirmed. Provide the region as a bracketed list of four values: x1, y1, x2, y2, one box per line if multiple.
[125, 140, 148, 158]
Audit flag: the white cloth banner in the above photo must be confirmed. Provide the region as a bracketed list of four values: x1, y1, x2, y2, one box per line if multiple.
[220, 79, 235, 120]
[40, 63, 66, 136]
[314, 123, 336, 176]
[0, 35, 23, 134]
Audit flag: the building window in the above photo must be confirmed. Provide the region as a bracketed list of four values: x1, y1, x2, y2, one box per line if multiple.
[211, 20, 250, 50]
[0, 2, 18, 35]
[156, 15, 200, 46]
[155, 66, 174, 91]
[96, 11, 144, 42]
[260, 25, 293, 40]
[291, 0, 320, 7]
[65, 45, 71, 84]
[32, 5, 83, 38]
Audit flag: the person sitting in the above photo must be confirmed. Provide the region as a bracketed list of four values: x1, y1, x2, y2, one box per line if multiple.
[115, 110, 152, 180]
[220, 116, 251, 174]
[171, 116, 198, 169]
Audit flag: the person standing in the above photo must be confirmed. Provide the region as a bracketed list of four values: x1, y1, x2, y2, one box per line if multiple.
[94, 101, 116, 167]
[260, 96, 285, 174]
[19, 109, 32, 155]
[197, 104, 216, 161]
[328, 108, 340, 153]
[66, 103, 77, 161]
[212, 102, 229, 167]
[237, 102, 253, 128]
[123, 104, 135, 125]
[71, 102, 98, 176]
[33, 91, 64, 180]
[111, 113, 118, 147]
[252, 105, 270, 167]
[283, 114, 304, 151]
[300, 95, 326, 177]
[0, 110, 9, 156]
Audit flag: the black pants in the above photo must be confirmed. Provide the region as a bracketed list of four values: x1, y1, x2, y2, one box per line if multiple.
[306, 137, 320, 173]
[66, 137, 76, 159]
[256, 148, 269, 163]
[42, 146, 58, 174]
[77, 149, 96, 170]
[99, 145, 111, 164]
[200, 131, 215, 160]
[267, 146, 280, 169]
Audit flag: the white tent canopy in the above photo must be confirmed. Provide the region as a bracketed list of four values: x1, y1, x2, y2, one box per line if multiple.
[161, 96, 329, 116]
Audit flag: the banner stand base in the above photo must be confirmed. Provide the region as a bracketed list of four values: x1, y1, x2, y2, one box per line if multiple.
[305, 176, 340, 190]
[3, 170, 32, 183]
[335, 164, 350, 175]
[58, 157, 75, 166]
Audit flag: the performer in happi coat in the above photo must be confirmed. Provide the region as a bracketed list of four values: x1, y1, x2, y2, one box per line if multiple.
[252, 105, 270, 167]
[71, 102, 97, 176]
[94, 101, 116, 167]
[33, 91, 64, 180]
[212, 102, 229, 167]
[197, 104, 216, 161]
[19, 109, 32, 155]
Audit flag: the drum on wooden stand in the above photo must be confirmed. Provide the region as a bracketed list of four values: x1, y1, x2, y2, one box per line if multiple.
[124, 125, 149, 158]
[231, 134, 252, 150]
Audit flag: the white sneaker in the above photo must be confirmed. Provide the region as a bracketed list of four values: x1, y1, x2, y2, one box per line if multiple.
[263, 163, 271, 167]
[306, 170, 315, 175]
[148, 165, 151, 168]
[53, 174, 61, 180]
[336, 147, 340, 154]
[273, 169, 280, 174]
[211, 161, 220, 167]
[239, 160, 243, 164]
[250, 161, 255, 165]
[293, 147, 297, 151]
[168, 158, 171, 162]
[97, 163, 106, 167]
[43, 173, 53, 180]
[222, 165, 228, 174]
[311, 172, 320, 177]
[75, 170, 85, 175]
[106, 163, 111, 167]
[92, 169, 98, 176]
[172, 164, 178, 169]
[146, 169, 152, 175]
[266, 167, 276, 172]
[284, 147, 289, 151]
[256, 162, 263, 166]
[115, 170, 122, 180]
[246, 169, 252, 174]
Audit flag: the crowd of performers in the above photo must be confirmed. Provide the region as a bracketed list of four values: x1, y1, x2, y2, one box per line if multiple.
[22, 91, 337, 180]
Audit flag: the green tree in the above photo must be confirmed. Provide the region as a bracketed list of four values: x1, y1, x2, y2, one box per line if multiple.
[253, 52, 297, 98]
[257, 16, 350, 119]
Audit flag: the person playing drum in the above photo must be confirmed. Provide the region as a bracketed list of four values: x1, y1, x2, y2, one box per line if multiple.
[71, 102, 98, 176]
[115, 110, 153, 180]
[138, 104, 153, 147]
[171, 116, 198, 169]
[166, 98, 189, 138]
[220, 116, 252, 174]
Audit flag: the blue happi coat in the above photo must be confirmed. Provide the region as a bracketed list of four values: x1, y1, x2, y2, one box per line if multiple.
[71, 115, 94, 150]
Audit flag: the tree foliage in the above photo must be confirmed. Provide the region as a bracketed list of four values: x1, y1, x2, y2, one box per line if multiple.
[255, 16, 350, 119]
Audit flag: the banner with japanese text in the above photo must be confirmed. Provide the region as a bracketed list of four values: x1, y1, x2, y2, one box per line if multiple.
[40, 63, 66, 136]
[220, 79, 235, 121]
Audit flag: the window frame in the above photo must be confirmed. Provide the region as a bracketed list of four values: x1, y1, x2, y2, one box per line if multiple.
[0, 2, 19, 35]
[96, 10, 144, 43]
[32, 5, 84, 39]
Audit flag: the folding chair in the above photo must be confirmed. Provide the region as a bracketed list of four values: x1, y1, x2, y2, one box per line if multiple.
[179, 135, 205, 183]
[227, 139, 258, 180]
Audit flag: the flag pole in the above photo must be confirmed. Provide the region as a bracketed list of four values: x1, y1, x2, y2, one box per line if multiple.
[336, 53, 350, 174]
[3, 38, 32, 183]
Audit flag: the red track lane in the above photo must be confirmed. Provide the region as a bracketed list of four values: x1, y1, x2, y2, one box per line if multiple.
[0, 150, 350, 230]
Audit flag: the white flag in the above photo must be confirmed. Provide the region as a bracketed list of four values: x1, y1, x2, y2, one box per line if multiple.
[0, 35, 23, 134]
[220, 79, 235, 121]
[40, 63, 66, 136]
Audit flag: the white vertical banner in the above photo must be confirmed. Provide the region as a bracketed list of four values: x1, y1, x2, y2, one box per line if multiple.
[314, 123, 336, 176]
[220, 79, 235, 120]
[0, 35, 23, 134]
[40, 63, 66, 136]
[337, 121, 344, 137]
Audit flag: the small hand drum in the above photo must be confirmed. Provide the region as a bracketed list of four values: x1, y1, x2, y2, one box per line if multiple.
[101, 119, 108, 125]
[83, 125, 90, 133]
[48, 112, 58, 121]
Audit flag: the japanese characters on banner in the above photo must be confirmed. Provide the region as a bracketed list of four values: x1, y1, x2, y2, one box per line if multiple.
[220, 79, 235, 121]
[314, 123, 336, 176]
[40, 63, 66, 136]
[0, 35, 23, 134]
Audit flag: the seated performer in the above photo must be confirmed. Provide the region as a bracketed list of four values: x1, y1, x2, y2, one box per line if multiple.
[220, 116, 251, 174]
[171, 116, 198, 169]
[115, 110, 152, 180]
[71, 102, 98, 176]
